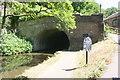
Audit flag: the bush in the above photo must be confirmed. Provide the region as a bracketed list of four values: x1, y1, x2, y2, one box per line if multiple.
[104, 24, 117, 35]
[0, 33, 32, 55]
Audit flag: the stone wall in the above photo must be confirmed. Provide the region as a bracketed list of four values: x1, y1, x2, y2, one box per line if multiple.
[67, 14, 104, 50]
[18, 14, 104, 52]
[18, 17, 59, 51]
[18, 17, 57, 40]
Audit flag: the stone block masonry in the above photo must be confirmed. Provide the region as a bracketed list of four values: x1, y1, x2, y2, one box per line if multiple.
[17, 14, 104, 52]
[68, 14, 104, 50]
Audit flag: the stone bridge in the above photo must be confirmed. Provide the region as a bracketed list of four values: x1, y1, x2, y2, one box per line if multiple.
[17, 14, 104, 53]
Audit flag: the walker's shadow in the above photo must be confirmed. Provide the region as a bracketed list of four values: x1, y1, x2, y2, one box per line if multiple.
[62, 67, 80, 71]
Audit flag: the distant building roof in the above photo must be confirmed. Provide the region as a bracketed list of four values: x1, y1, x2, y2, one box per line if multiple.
[104, 12, 120, 21]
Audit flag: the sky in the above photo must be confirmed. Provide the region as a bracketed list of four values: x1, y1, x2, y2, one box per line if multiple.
[95, 0, 120, 9]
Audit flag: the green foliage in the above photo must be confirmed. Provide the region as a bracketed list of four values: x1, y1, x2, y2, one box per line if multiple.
[104, 24, 111, 34]
[104, 24, 117, 35]
[51, 2, 76, 30]
[1, 55, 33, 72]
[102, 7, 118, 18]
[99, 64, 105, 71]
[0, 33, 32, 55]
[12, 76, 30, 80]
[91, 72, 101, 78]
[6, 1, 76, 31]
[72, 2, 100, 15]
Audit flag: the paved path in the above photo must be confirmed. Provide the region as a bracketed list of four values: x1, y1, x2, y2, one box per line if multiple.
[38, 52, 77, 78]
[101, 33, 119, 78]
[21, 33, 119, 78]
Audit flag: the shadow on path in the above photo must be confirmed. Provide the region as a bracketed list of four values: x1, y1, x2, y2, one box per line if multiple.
[62, 67, 80, 71]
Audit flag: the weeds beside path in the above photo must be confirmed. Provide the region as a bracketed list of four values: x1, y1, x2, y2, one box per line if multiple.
[72, 36, 118, 78]
[100, 33, 119, 78]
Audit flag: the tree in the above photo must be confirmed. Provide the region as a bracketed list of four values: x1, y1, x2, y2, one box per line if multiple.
[72, 2, 100, 15]
[1, 1, 76, 31]
[51, 2, 76, 30]
[1, 2, 7, 29]
[103, 7, 118, 18]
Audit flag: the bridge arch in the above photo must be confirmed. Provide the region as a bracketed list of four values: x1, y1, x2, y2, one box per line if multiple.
[33, 29, 70, 53]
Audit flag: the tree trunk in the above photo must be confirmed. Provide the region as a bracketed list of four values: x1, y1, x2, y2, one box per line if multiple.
[1, 2, 7, 29]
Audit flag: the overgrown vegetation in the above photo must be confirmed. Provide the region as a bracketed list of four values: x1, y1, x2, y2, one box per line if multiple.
[99, 64, 105, 71]
[88, 64, 105, 78]
[72, 2, 100, 15]
[102, 7, 118, 18]
[104, 24, 118, 35]
[90, 72, 101, 78]
[51, 2, 76, 30]
[1, 1, 76, 31]
[12, 76, 30, 80]
[0, 33, 32, 55]
[1, 1, 106, 31]
[72, 36, 117, 78]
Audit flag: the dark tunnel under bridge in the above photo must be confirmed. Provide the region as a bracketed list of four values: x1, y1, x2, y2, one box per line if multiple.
[33, 29, 70, 53]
